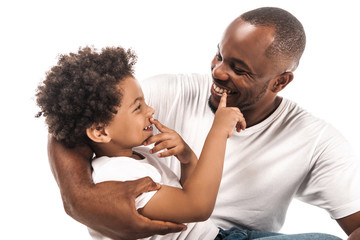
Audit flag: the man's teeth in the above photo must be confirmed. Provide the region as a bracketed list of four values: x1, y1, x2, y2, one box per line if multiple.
[144, 125, 152, 130]
[213, 84, 233, 94]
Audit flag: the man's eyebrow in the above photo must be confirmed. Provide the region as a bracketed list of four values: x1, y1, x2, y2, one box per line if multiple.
[129, 96, 144, 107]
[230, 58, 253, 73]
[217, 44, 254, 74]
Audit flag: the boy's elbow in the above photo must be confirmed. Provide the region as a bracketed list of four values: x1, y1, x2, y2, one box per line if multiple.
[189, 201, 215, 222]
[196, 209, 213, 222]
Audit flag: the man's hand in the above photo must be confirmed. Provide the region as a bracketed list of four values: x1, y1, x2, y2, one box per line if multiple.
[48, 136, 186, 240]
[80, 178, 187, 240]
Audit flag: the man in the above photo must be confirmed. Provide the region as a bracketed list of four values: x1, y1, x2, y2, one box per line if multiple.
[48, 7, 360, 239]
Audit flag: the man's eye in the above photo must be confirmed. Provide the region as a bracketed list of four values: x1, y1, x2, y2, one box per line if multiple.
[216, 52, 222, 61]
[234, 68, 247, 75]
[230, 63, 248, 76]
[135, 104, 141, 110]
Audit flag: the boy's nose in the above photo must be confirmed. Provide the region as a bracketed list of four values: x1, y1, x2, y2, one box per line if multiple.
[147, 105, 155, 116]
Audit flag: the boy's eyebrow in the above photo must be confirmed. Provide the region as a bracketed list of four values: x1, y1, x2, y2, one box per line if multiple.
[129, 96, 144, 107]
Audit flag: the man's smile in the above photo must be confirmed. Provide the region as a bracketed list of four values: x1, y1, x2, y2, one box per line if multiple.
[211, 81, 238, 97]
[213, 83, 234, 95]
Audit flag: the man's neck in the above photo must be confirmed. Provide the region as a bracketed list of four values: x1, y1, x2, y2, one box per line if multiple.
[242, 96, 283, 128]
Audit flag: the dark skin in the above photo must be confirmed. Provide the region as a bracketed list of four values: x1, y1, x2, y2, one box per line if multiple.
[48, 18, 360, 239]
[48, 136, 186, 240]
[209, 19, 296, 128]
[210, 18, 360, 238]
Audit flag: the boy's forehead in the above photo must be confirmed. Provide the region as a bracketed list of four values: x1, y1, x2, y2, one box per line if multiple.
[118, 76, 144, 106]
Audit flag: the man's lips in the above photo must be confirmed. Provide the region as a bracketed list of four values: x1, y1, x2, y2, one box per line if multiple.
[212, 83, 237, 96]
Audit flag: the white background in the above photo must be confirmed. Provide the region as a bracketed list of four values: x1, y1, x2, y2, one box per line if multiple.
[1, 0, 359, 239]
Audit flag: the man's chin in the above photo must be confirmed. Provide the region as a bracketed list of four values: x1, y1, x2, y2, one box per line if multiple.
[208, 96, 218, 114]
[208, 95, 245, 113]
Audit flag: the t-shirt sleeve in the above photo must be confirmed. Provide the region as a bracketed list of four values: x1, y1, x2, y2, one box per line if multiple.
[141, 74, 186, 129]
[141, 73, 212, 129]
[91, 158, 161, 209]
[296, 124, 360, 219]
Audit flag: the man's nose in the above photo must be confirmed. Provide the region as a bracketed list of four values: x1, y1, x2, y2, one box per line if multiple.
[212, 62, 229, 81]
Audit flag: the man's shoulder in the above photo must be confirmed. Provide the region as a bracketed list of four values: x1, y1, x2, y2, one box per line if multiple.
[141, 73, 212, 102]
[281, 98, 328, 131]
[141, 73, 211, 85]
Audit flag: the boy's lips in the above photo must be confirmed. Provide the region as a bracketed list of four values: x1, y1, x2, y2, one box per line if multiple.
[143, 124, 153, 131]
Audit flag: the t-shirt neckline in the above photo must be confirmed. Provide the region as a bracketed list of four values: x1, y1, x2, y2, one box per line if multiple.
[232, 98, 290, 136]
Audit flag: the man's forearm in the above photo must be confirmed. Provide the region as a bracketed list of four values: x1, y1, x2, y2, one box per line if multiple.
[47, 135, 94, 216]
[47, 135, 186, 239]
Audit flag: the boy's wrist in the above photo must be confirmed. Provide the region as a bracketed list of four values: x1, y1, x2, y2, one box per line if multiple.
[208, 126, 229, 140]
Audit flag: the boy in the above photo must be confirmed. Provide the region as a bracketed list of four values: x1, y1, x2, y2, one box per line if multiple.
[36, 46, 246, 239]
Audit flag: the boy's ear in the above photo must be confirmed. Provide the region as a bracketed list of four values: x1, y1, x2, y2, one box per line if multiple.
[271, 72, 294, 93]
[86, 124, 111, 143]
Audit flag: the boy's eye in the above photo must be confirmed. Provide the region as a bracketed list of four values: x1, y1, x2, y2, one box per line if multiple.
[135, 104, 141, 111]
[216, 52, 222, 61]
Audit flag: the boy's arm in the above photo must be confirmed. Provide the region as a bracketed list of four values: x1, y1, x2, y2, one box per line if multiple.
[48, 136, 186, 240]
[144, 119, 198, 186]
[140, 94, 246, 223]
[179, 152, 197, 186]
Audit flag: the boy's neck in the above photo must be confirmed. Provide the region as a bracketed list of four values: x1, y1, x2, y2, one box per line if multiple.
[91, 143, 142, 159]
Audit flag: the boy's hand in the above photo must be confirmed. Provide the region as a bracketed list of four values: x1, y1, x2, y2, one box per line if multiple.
[213, 93, 246, 138]
[143, 118, 195, 164]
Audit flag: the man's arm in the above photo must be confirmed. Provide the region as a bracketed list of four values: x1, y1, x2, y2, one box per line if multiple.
[48, 136, 186, 240]
[336, 211, 360, 239]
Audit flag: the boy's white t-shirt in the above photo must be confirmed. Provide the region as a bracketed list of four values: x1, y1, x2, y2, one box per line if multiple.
[88, 146, 220, 240]
[141, 73, 360, 232]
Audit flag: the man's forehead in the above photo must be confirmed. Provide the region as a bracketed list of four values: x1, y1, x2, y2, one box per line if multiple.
[219, 20, 276, 76]
[225, 19, 275, 43]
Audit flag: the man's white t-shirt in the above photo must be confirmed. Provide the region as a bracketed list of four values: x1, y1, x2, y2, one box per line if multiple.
[141, 73, 360, 232]
[88, 146, 220, 240]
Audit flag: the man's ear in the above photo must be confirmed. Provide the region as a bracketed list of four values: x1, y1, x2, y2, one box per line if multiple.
[271, 72, 294, 93]
[86, 124, 111, 143]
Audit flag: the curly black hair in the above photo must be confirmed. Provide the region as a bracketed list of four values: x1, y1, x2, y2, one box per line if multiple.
[36, 46, 137, 148]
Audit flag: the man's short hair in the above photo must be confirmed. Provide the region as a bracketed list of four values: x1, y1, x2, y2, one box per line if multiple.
[240, 7, 306, 69]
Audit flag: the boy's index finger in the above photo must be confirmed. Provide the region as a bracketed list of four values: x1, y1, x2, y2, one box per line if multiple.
[218, 93, 227, 109]
[150, 118, 167, 133]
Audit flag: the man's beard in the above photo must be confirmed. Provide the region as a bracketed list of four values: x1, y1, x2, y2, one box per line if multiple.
[208, 97, 218, 114]
[207, 96, 251, 114]
[207, 79, 270, 114]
